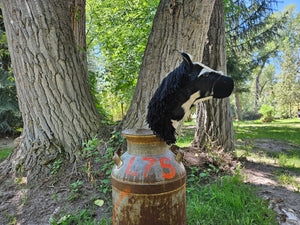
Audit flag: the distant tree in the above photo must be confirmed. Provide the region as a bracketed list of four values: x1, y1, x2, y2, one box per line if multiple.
[224, 0, 287, 120]
[253, 43, 277, 111]
[86, 0, 159, 119]
[274, 7, 300, 118]
[255, 64, 276, 107]
[0, 0, 102, 181]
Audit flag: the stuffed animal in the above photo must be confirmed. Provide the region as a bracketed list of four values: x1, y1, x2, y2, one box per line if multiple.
[147, 52, 234, 145]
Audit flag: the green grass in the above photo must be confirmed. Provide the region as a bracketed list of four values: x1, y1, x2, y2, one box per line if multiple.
[187, 175, 278, 225]
[234, 118, 300, 146]
[234, 118, 300, 191]
[184, 119, 300, 224]
[0, 146, 13, 161]
[234, 118, 300, 169]
[177, 121, 196, 147]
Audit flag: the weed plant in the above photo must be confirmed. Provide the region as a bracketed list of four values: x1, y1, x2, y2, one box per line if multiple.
[50, 208, 112, 225]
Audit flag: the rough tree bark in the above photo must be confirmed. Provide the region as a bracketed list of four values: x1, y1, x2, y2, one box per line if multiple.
[122, 0, 216, 129]
[69, 0, 87, 68]
[0, 0, 101, 180]
[192, 0, 234, 152]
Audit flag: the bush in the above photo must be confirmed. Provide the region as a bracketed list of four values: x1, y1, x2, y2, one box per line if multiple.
[0, 69, 22, 136]
[259, 104, 274, 122]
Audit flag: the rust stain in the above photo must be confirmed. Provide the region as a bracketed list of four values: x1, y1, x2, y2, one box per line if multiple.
[113, 188, 130, 225]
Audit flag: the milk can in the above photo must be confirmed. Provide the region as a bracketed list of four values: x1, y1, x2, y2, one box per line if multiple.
[111, 129, 186, 225]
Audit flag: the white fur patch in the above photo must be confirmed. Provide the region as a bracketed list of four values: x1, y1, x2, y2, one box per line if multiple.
[196, 62, 224, 77]
[172, 92, 200, 128]
[171, 92, 213, 129]
[194, 96, 213, 104]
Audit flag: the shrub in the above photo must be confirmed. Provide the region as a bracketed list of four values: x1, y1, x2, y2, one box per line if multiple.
[259, 104, 274, 122]
[0, 69, 22, 136]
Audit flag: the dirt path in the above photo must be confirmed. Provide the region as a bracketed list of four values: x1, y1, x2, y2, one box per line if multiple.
[242, 139, 300, 225]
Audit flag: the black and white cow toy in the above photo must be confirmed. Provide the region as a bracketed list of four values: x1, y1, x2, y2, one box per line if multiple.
[146, 52, 234, 145]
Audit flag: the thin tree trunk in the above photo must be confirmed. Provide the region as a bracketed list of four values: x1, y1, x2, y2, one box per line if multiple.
[192, 0, 234, 152]
[254, 60, 266, 111]
[1, 0, 101, 180]
[122, 0, 216, 129]
[255, 74, 260, 111]
[234, 93, 242, 121]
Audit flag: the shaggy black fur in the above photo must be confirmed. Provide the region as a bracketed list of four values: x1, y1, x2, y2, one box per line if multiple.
[146, 52, 234, 145]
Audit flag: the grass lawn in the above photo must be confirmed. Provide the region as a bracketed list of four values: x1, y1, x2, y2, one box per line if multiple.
[185, 118, 300, 224]
[186, 175, 278, 225]
[234, 118, 300, 170]
[234, 118, 300, 146]
[0, 146, 13, 162]
[177, 121, 196, 147]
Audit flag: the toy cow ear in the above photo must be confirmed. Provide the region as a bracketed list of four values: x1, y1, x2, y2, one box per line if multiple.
[181, 52, 193, 68]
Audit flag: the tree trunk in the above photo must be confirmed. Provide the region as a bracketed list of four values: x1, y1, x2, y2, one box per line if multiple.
[255, 74, 260, 111]
[192, 0, 234, 152]
[122, 0, 216, 129]
[254, 60, 266, 112]
[69, 0, 87, 69]
[234, 93, 242, 121]
[1, 0, 101, 180]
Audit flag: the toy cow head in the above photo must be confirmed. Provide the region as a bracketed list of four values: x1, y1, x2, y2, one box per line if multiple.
[146, 52, 234, 145]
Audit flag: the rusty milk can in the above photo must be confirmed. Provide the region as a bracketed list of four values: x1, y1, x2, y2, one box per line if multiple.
[111, 129, 186, 225]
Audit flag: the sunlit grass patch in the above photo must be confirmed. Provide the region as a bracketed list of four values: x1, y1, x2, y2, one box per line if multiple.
[234, 119, 300, 146]
[275, 169, 300, 192]
[0, 146, 13, 161]
[177, 121, 196, 147]
[276, 150, 300, 168]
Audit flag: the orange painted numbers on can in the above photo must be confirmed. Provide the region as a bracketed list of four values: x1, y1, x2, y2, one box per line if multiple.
[142, 157, 157, 178]
[125, 157, 138, 176]
[159, 157, 176, 179]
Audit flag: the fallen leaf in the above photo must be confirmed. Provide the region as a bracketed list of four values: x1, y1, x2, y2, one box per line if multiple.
[94, 199, 104, 207]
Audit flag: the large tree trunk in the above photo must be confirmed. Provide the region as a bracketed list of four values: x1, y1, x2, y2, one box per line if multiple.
[192, 0, 234, 152]
[1, 0, 101, 180]
[122, 0, 216, 129]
